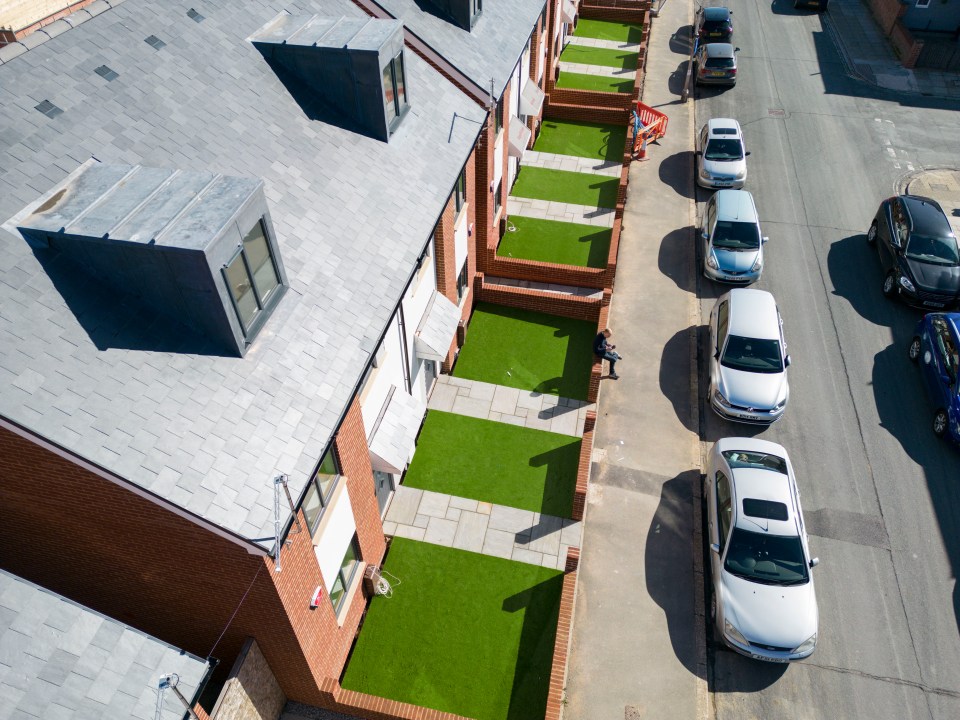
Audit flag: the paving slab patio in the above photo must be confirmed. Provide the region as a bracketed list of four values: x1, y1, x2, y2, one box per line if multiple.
[522, 150, 623, 177]
[506, 197, 616, 226]
[385, 485, 582, 571]
[559, 61, 636, 79]
[428, 375, 594, 437]
[565, 35, 640, 53]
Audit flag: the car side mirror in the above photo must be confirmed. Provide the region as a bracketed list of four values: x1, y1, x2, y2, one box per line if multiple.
[785, 354, 792, 367]
[761, 236, 769, 244]
[809, 557, 819, 568]
[710, 543, 721, 554]
[745, 150, 751, 156]
[714, 350, 721, 360]
[735, 47, 741, 52]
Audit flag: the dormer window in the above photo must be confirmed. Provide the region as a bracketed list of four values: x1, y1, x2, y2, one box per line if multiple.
[224, 219, 282, 337]
[471, 0, 483, 24]
[383, 49, 408, 131]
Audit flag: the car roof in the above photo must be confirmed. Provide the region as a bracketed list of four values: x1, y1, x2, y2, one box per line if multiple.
[726, 289, 780, 340]
[901, 195, 954, 238]
[730, 467, 799, 537]
[715, 190, 757, 223]
[703, 7, 731, 20]
[706, 118, 742, 137]
[704, 43, 735, 58]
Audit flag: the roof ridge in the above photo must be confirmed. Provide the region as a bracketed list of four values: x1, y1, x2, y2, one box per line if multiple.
[0, 0, 125, 65]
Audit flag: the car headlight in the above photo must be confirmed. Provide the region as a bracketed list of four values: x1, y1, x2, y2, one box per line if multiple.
[706, 253, 718, 269]
[724, 620, 749, 646]
[713, 389, 732, 408]
[899, 275, 916, 293]
[699, 167, 711, 179]
[793, 633, 817, 654]
[735, 169, 746, 180]
[774, 397, 787, 410]
[750, 255, 762, 272]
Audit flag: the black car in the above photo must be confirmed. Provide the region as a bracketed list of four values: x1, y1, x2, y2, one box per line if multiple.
[867, 195, 960, 310]
[698, 7, 733, 43]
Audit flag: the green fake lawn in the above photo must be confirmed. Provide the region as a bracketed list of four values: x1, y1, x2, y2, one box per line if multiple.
[499, 215, 612, 268]
[573, 18, 644, 43]
[511, 166, 619, 209]
[560, 43, 639, 71]
[556, 71, 635, 95]
[533, 118, 627, 162]
[404, 411, 581, 517]
[342, 539, 563, 720]
[454, 303, 595, 401]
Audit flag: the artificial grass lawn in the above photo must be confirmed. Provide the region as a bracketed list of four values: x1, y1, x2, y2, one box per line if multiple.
[560, 43, 639, 71]
[404, 410, 581, 517]
[555, 70, 635, 94]
[499, 215, 612, 268]
[342, 539, 563, 720]
[454, 303, 595, 401]
[511, 166, 619, 208]
[533, 118, 627, 162]
[573, 18, 644, 43]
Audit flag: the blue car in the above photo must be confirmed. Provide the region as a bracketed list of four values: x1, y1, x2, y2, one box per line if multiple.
[908, 313, 960, 443]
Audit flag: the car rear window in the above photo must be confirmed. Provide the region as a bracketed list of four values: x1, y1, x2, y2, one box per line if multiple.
[705, 57, 735, 69]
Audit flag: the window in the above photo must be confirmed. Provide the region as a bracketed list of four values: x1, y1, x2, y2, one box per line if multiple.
[916, 0, 930, 7]
[456, 261, 469, 303]
[383, 50, 408, 129]
[716, 472, 732, 552]
[471, 0, 483, 20]
[495, 100, 503, 135]
[453, 167, 467, 215]
[329, 536, 361, 614]
[224, 219, 281, 336]
[716, 300, 728, 348]
[494, 183, 502, 215]
[301, 447, 341, 533]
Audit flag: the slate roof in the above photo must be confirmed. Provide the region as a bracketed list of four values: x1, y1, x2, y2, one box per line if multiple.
[374, 0, 547, 98]
[0, 569, 208, 720]
[0, 0, 486, 550]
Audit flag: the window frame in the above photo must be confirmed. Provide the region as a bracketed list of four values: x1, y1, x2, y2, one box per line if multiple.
[223, 218, 283, 339]
[716, 471, 732, 552]
[329, 535, 362, 615]
[453, 167, 467, 215]
[495, 100, 504, 135]
[383, 50, 408, 132]
[456, 260, 470, 303]
[494, 182, 503, 216]
[301, 446, 343, 535]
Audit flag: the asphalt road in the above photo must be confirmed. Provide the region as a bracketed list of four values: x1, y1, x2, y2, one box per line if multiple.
[692, 2, 960, 718]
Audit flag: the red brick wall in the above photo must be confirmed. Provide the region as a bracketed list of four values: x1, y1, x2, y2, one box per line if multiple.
[476, 273, 603, 323]
[890, 21, 923, 68]
[545, 547, 580, 720]
[0, 403, 385, 708]
[573, 412, 596, 521]
[865, 0, 905, 35]
[0, 0, 99, 47]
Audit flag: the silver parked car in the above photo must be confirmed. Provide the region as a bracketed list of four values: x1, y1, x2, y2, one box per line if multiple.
[706, 438, 819, 662]
[697, 118, 749, 189]
[694, 43, 739, 86]
[709, 289, 790, 424]
[701, 190, 767, 284]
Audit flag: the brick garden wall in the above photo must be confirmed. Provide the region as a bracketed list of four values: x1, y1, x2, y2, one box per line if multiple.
[864, 0, 923, 68]
[545, 548, 580, 720]
[573, 412, 596, 521]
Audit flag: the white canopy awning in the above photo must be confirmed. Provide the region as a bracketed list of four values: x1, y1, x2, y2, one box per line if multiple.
[519, 80, 545, 116]
[414, 291, 461, 362]
[561, 0, 577, 24]
[508, 117, 532, 158]
[368, 385, 426, 474]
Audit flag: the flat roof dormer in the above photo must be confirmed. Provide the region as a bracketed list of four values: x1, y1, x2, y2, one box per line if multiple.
[249, 14, 410, 141]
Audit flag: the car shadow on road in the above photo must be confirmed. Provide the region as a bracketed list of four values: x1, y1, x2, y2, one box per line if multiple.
[658, 151, 696, 199]
[827, 233, 911, 328]
[668, 60, 690, 97]
[644, 469, 702, 677]
[670, 26, 694, 55]
[658, 226, 696, 291]
[660, 327, 697, 434]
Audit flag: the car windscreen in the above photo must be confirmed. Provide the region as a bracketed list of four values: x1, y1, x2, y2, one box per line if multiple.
[905, 234, 960, 266]
[712, 220, 760, 250]
[704, 138, 743, 161]
[721, 450, 788, 474]
[721, 335, 783, 373]
[724, 528, 809, 586]
[705, 57, 735, 69]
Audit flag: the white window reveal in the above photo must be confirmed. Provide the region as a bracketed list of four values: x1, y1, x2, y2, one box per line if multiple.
[314, 483, 357, 591]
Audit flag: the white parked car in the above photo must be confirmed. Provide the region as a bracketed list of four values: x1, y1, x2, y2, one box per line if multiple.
[697, 118, 749, 189]
[709, 289, 790, 424]
[706, 438, 819, 662]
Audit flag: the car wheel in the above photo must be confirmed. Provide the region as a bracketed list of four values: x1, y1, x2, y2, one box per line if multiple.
[908, 337, 922, 363]
[934, 409, 949, 437]
[882, 271, 897, 298]
[867, 222, 878, 245]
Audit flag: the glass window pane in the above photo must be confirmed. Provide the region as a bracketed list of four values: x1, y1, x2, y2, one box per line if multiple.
[394, 53, 406, 108]
[339, 540, 360, 585]
[329, 575, 346, 612]
[383, 63, 397, 122]
[225, 254, 258, 329]
[243, 221, 280, 305]
[314, 448, 339, 502]
[302, 481, 323, 530]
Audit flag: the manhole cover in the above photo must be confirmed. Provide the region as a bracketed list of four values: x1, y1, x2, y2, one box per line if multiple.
[768, 108, 785, 117]
[625, 706, 644, 720]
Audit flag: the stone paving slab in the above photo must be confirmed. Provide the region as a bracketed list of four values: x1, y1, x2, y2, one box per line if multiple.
[507, 197, 616, 226]
[385, 486, 583, 570]
[559, 61, 636, 79]
[428, 375, 594, 437]
[523, 151, 623, 177]
[565, 35, 640, 53]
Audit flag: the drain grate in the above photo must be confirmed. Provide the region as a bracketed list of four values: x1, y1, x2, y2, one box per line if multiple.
[768, 108, 785, 117]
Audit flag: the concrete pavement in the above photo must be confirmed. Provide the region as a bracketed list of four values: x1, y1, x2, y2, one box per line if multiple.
[562, 0, 705, 717]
